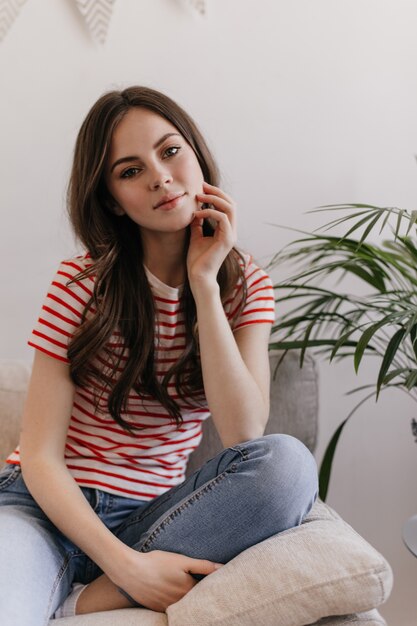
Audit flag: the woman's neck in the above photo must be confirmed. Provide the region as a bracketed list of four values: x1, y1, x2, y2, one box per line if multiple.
[142, 231, 187, 288]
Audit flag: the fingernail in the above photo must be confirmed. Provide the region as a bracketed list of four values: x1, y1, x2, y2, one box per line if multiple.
[214, 564, 223, 570]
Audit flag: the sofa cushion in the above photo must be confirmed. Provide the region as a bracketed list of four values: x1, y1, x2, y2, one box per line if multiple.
[166, 500, 392, 626]
[51, 608, 386, 626]
[50, 503, 391, 626]
[312, 609, 387, 625]
[51, 608, 167, 625]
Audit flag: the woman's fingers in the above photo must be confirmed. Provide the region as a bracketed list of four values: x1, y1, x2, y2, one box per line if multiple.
[197, 193, 234, 214]
[194, 207, 236, 234]
[195, 207, 229, 220]
[186, 558, 223, 576]
[201, 181, 234, 204]
[189, 211, 205, 239]
[195, 192, 237, 235]
[192, 182, 237, 246]
[197, 183, 236, 217]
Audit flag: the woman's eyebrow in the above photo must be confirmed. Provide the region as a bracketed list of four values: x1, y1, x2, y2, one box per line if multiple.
[110, 132, 181, 173]
[154, 132, 181, 149]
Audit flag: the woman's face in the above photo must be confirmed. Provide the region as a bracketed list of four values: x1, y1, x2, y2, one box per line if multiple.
[105, 107, 204, 236]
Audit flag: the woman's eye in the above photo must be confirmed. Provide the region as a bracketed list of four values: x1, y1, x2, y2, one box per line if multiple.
[164, 146, 181, 158]
[121, 167, 141, 179]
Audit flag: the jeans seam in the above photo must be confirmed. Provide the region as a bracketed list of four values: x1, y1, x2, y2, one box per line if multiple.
[118, 444, 249, 532]
[44, 551, 76, 624]
[0, 465, 22, 491]
[106, 496, 115, 516]
[117, 447, 248, 537]
[138, 469, 235, 553]
[228, 446, 249, 461]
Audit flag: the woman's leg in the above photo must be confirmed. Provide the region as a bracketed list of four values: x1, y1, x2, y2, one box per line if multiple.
[117, 433, 318, 562]
[75, 433, 318, 613]
[0, 465, 80, 625]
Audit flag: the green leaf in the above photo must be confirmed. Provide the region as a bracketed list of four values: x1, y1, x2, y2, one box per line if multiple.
[330, 327, 362, 361]
[410, 325, 417, 360]
[270, 349, 288, 380]
[309, 205, 412, 240]
[380, 207, 395, 233]
[358, 211, 385, 244]
[397, 236, 417, 262]
[376, 327, 407, 397]
[405, 370, 417, 390]
[395, 209, 405, 239]
[268, 339, 342, 350]
[319, 387, 380, 499]
[345, 384, 379, 395]
[354, 320, 387, 372]
[320, 210, 379, 235]
[333, 211, 380, 241]
[406, 210, 417, 236]
[298, 319, 315, 367]
[341, 262, 386, 292]
[319, 419, 348, 501]
[382, 367, 411, 385]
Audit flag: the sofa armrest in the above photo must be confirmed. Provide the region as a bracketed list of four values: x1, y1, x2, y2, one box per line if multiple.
[0, 360, 31, 464]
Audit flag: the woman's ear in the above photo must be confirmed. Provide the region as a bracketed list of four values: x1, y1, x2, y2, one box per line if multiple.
[112, 204, 125, 216]
[106, 194, 125, 216]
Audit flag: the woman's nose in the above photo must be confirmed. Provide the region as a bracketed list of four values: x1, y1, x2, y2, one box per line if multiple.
[149, 165, 173, 190]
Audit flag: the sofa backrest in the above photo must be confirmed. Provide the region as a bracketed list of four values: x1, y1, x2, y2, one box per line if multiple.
[0, 351, 318, 470]
[0, 361, 31, 465]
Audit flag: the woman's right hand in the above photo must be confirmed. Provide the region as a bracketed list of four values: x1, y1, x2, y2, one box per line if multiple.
[114, 548, 223, 612]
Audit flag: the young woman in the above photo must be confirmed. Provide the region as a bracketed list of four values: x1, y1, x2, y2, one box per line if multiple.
[0, 86, 318, 623]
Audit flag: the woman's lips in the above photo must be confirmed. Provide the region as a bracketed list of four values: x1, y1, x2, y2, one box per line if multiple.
[155, 193, 186, 210]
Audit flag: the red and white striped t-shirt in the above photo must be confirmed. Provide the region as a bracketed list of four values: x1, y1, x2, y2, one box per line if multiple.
[7, 252, 275, 500]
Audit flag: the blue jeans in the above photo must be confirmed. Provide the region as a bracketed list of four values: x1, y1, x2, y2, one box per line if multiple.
[0, 434, 318, 625]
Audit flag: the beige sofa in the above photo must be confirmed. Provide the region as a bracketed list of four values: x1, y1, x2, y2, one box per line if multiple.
[0, 352, 393, 626]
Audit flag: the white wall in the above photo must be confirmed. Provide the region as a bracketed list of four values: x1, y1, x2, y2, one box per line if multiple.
[1, 0, 416, 623]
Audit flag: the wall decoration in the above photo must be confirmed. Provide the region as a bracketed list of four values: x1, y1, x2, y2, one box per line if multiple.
[75, 0, 115, 45]
[189, 0, 206, 14]
[0, 0, 27, 43]
[0, 0, 208, 45]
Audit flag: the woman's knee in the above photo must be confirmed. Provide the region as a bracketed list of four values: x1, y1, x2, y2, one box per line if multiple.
[248, 433, 319, 525]
[0, 506, 74, 620]
[0, 505, 60, 561]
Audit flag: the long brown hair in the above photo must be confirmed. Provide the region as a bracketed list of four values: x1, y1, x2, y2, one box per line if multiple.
[67, 86, 246, 433]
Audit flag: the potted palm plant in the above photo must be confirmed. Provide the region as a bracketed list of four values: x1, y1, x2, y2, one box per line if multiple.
[268, 204, 417, 500]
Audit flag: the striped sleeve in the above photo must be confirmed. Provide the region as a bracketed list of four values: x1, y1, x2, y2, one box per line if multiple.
[228, 256, 276, 331]
[28, 257, 94, 363]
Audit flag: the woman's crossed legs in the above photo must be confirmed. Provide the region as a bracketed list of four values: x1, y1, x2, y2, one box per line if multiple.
[0, 434, 318, 622]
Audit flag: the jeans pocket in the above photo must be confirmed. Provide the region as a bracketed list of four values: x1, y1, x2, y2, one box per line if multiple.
[0, 464, 22, 491]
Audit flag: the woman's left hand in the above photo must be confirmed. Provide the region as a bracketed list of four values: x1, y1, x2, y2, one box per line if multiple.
[187, 181, 237, 288]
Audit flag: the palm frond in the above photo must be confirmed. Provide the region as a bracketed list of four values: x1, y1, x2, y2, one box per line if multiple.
[269, 204, 417, 500]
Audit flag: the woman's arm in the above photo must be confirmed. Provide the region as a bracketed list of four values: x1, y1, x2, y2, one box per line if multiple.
[188, 182, 272, 448]
[19, 350, 136, 577]
[192, 283, 271, 448]
[19, 350, 220, 610]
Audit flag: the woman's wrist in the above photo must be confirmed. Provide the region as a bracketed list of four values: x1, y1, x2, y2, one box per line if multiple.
[189, 274, 220, 301]
[101, 542, 143, 586]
